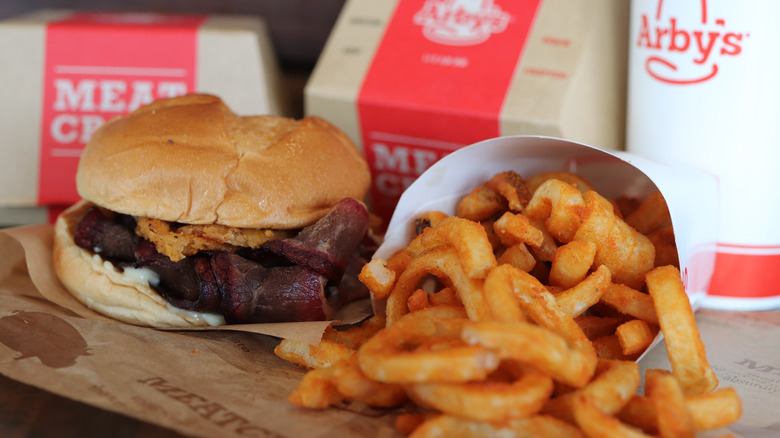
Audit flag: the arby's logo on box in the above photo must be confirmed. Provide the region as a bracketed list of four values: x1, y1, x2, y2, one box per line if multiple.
[413, 0, 511, 46]
[39, 12, 205, 205]
[635, 0, 749, 85]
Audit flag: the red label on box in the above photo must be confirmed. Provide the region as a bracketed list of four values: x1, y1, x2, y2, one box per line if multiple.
[358, 0, 541, 223]
[708, 245, 780, 299]
[39, 12, 205, 205]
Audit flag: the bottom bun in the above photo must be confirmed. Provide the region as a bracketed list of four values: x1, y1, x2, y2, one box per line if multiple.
[53, 201, 224, 328]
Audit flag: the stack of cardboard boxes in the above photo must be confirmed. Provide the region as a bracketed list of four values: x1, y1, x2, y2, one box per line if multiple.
[0, 0, 629, 226]
[305, 0, 629, 223]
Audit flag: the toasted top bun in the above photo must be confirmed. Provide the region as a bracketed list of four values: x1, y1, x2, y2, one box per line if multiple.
[76, 94, 370, 229]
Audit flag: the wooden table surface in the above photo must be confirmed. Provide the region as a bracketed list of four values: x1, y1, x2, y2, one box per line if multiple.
[0, 373, 186, 438]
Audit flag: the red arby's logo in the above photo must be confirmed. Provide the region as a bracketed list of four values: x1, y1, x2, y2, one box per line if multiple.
[413, 0, 511, 46]
[636, 0, 748, 84]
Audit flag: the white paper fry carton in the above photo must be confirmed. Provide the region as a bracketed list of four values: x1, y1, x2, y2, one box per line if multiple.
[373, 136, 719, 313]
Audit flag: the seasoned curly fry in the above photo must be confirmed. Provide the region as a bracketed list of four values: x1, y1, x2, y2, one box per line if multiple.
[647, 266, 718, 394]
[493, 211, 544, 247]
[406, 362, 554, 422]
[288, 367, 343, 409]
[554, 265, 612, 318]
[526, 171, 596, 194]
[645, 369, 696, 438]
[410, 414, 584, 438]
[413, 211, 449, 235]
[358, 257, 396, 300]
[485, 170, 532, 212]
[573, 393, 653, 438]
[525, 178, 586, 243]
[385, 246, 489, 324]
[489, 264, 595, 356]
[548, 240, 597, 289]
[647, 225, 679, 268]
[574, 191, 655, 290]
[456, 186, 507, 221]
[461, 320, 598, 388]
[405, 216, 497, 280]
[496, 243, 537, 272]
[273, 339, 355, 369]
[542, 359, 640, 424]
[358, 306, 499, 383]
[407, 288, 431, 312]
[321, 315, 386, 350]
[625, 190, 672, 234]
[331, 356, 407, 408]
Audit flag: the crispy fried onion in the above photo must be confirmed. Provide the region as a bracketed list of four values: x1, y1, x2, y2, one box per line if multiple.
[136, 217, 295, 262]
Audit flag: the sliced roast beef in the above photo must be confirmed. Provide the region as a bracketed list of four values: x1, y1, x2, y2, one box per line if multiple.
[74, 207, 141, 262]
[134, 241, 222, 312]
[257, 198, 370, 280]
[71, 198, 372, 323]
[212, 253, 331, 324]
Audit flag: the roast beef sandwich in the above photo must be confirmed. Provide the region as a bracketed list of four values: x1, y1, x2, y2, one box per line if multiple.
[53, 94, 374, 328]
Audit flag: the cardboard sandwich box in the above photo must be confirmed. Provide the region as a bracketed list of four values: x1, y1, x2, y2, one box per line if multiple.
[305, 0, 630, 223]
[0, 10, 289, 226]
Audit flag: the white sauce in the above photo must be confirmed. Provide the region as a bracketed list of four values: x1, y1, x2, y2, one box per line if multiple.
[121, 267, 226, 326]
[121, 266, 161, 288]
[167, 306, 226, 326]
[94, 255, 226, 326]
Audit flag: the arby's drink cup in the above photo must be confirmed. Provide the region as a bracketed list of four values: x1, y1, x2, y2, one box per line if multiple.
[627, 0, 780, 310]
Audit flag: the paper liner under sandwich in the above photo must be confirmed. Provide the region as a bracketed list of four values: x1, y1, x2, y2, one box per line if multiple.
[372, 136, 720, 356]
[2, 224, 372, 346]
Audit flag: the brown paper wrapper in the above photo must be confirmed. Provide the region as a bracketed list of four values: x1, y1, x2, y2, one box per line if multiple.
[0, 225, 394, 438]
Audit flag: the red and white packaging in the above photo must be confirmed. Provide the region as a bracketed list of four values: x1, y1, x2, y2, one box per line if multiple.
[305, 0, 629, 224]
[373, 136, 719, 320]
[627, 0, 780, 309]
[0, 10, 287, 225]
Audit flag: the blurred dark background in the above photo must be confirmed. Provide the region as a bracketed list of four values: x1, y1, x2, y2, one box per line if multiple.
[0, 1, 346, 71]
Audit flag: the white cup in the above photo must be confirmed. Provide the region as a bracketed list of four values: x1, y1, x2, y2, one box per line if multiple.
[627, 0, 780, 310]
